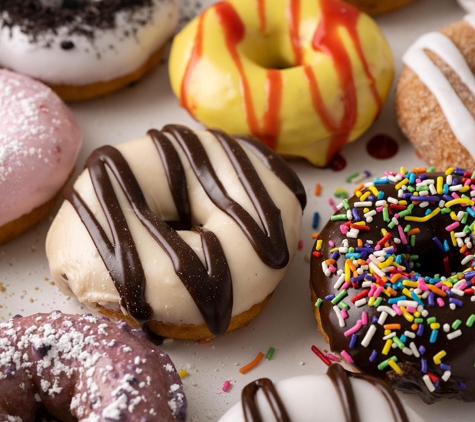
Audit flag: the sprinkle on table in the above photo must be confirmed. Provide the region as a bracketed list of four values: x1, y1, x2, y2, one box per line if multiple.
[311, 345, 332, 366]
[178, 369, 188, 378]
[222, 380, 231, 392]
[239, 352, 264, 374]
[266, 347, 276, 361]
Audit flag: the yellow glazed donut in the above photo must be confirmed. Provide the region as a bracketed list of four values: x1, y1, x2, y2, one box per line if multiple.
[169, 0, 394, 167]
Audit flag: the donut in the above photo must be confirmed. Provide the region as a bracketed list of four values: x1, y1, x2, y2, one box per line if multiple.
[0, 0, 179, 101]
[310, 167, 475, 403]
[0, 311, 186, 421]
[342, 0, 415, 15]
[168, 0, 394, 167]
[219, 364, 422, 422]
[45, 125, 306, 340]
[0, 69, 82, 244]
[396, 15, 475, 171]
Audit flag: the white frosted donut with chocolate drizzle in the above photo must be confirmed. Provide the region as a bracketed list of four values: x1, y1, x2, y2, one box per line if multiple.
[45, 125, 306, 340]
[219, 364, 423, 422]
[396, 14, 475, 170]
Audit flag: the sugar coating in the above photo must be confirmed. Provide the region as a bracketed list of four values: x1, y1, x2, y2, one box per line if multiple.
[0, 311, 186, 421]
[0, 69, 82, 226]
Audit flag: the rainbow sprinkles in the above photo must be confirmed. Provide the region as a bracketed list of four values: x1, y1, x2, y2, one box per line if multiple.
[311, 166, 475, 403]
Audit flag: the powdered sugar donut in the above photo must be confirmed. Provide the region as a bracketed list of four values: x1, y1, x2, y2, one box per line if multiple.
[45, 125, 305, 340]
[0, 69, 82, 243]
[0, 0, 179, 101]
[0, 311, 186, 421]
[219, 364, 423, 422]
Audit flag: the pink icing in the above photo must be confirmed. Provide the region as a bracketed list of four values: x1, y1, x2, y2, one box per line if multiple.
[0, 69, 82, 227]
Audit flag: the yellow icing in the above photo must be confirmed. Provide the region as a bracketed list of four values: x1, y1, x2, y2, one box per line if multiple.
[169, 0, 394, 166]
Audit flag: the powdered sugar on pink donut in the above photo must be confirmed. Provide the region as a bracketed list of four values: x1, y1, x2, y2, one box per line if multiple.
[0, 69, 82, 227]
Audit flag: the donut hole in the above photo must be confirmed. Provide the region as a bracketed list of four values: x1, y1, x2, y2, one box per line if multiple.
[240, 36, 296, 70]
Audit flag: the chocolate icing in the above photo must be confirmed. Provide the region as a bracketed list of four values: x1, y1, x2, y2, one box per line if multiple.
[311, 172, 475, 403]
[64, 125, 305, 336]
[241, 365, 409, 422]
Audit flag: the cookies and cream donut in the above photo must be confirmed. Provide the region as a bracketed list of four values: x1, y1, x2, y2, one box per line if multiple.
[342, 0, 415, 15]
[168, 0, 394, 166]
[0, 311, 186, 421]
[0, 69, 82, 244]
[45, 125, 306, 340]
[0, 0, 179, 101]
[311, 167, 475, 403]
[396, 15, 475, 171]
[219, 364, 423, 422]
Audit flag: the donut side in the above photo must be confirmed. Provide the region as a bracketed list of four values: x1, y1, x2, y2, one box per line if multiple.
[396, 19, 475, 171]
[310, 169, 475, 403]
[46, 126, 305, 340]
[342, 0, 415, 15]
[0, 312, 186, 421]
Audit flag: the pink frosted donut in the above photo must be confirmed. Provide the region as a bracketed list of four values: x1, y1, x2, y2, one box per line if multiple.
[0, 69, 82, 243]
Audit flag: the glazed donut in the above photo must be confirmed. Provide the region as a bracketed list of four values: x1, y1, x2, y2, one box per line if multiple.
[45, 125, 306, 340]
[0, 311, 186, 421]
[168, 0, 394, 167]
[219, 364, 422, 422]
[0, 69, 82, 244]
[310, 167, 475, 403]
[342, 0, 415, 15]
[396, 15, 475, 171]
[0, 0, 179, 101]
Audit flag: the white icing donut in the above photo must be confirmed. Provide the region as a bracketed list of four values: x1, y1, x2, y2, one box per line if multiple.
[45, 125, 305, 339]
[219, 367, 424, 422]
[0, 0, 178, 86]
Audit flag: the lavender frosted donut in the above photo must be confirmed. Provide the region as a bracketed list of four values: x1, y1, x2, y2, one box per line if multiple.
[0, 311, 186, 421]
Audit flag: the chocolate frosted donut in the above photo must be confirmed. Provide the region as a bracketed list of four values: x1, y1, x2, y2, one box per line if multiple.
[0, 311, 186, 421]
[219, 364, 422, 421]
[46, 125, 306, 340]
[310, 167, 475, 403]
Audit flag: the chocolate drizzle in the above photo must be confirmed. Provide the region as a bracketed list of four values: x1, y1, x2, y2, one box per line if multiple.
[64, 124, 305, 335]
[242, 378, 291, 422]
[241, 365, 409, 422]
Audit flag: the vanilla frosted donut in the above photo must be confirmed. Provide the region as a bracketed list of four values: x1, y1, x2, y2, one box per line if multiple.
[219, 364, 423, 422]
[46, 125, 306, 340]
[0, 69, 82, 243]
[396, 15, 475, 170]
[0, 0, 179, 101]
[0, 311, 186, 421]
[169, 0, 394, 166]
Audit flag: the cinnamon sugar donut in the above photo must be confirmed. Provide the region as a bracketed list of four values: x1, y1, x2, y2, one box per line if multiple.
[0, 69, 82, 244]
[45, 125, 306, 340]
[0, 0, 179, 101]
[310, 167, 475, 403]
[396, 15, 475, 171]
[0, 311, 186, 421]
